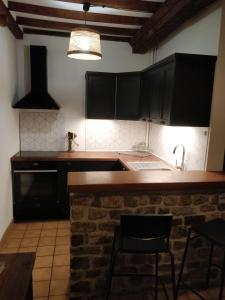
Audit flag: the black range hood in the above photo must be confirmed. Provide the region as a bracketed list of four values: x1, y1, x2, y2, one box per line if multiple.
[13, 45, 59, 110]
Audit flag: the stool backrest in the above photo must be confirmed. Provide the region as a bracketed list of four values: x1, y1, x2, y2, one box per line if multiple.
[120, 214, 173, 243]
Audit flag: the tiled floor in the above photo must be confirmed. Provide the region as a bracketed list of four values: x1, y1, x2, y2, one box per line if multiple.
[0, 220, 224, 300]
[0, 220, 70, 300]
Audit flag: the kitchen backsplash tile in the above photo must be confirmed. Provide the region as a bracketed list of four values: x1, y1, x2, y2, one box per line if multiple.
[85, 119, 147, 151]
[149, 123, 209, 170]
[19, 112, 147, 152]
[19, 112, 208, 170]
[20, 112, 66, 151]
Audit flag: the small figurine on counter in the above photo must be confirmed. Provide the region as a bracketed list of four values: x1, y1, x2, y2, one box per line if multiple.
[67, 131, 79, 152]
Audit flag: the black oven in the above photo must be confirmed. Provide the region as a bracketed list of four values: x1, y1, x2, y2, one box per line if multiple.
[12, 161, 68, 220]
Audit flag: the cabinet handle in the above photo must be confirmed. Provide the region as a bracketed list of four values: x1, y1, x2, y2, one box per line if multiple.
[33, 162, 39, 166]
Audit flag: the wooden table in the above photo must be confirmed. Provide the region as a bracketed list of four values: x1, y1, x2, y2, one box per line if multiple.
[0, 253, 35, 300]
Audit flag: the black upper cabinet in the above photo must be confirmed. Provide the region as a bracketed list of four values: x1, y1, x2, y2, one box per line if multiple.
[142, 53, 216, 126]
[86, 53, 216, 125]
[86, 71, 141, 120]
[86, 72, 116, 119]
[116, 72, 141, 120]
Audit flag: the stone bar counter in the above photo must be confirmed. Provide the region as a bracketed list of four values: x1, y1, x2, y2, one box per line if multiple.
[68, 170, 225, 299]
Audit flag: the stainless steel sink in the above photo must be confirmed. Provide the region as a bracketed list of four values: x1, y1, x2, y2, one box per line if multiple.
[127, 161, 172, 171]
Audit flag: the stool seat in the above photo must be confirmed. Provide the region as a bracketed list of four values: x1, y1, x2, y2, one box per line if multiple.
[118, 236, 169, 254]
[176, 218, 225, 300]
[192, 218, 225, 247]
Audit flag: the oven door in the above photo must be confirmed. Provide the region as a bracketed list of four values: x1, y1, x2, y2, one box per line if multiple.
[13, 169, 59, 209]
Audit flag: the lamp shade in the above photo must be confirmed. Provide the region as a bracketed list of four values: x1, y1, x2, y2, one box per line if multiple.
[67, 28, 102, 60]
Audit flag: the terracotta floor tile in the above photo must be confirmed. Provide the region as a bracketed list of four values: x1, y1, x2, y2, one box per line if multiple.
[19, 247, 37, 253]
[55, 245, 70, 255]
[49, 279, 69, 296]
[53, 254, 70, 266]
[27, 222, 43, 230]
[0, 247, 18, 253]
[56, 236, 70, 246]
[43, 222, 58, 229]
[3, 238, 21, 248]
[36, 246, 55, 257]
[57, 229, 70, 237]
[33, 267, 52, 281]
[52, 266, 70, 280]
[41, 229, 57, 237]
[58, 221, 70, 229]
[24, 229, 41, 238]
[34, 255, 53, 268]
[49, 296, 69, 300]
[39, 236, 56, 246]
[7, 230, 24, 238]
[21, 237, 39, 247]
[33, 281, 50, 298]
[11, 223, 28, 231]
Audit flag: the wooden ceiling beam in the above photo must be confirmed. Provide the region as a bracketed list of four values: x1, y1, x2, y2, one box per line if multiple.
[9, 1, 146, 26]
[17, 17, 137, 36]
[131, 0, 218, 53]
[0, 15, 7, 26]
[23, 27, 131, 42]
[0, 0, 23, 38]
[54, 0, 162, 13]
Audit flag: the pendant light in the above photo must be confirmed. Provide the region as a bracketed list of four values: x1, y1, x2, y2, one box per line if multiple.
[67, 2, 102, 60]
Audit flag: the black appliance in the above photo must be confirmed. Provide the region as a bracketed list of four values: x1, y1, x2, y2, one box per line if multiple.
[13, 45, 59, 109]
[12, 161, 68, 220]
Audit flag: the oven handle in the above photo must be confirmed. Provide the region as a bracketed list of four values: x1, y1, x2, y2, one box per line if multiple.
[13, 170, 58, 173]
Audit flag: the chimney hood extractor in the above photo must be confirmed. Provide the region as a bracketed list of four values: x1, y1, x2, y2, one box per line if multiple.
[13, 46, 60, 110]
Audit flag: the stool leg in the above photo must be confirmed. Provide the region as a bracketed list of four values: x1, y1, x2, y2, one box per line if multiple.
[106, 232, 118, 300]
[155, 253, 159, 300]
[106, 251, 117, 300]
[205, 243, 214, 289]
[169, 251, 176, 300]
[219, 251, 225, 300]
[175, 228, 192, 299]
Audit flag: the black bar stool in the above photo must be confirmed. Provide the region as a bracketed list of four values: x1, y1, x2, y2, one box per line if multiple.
[176, 218, 225, 300]
[106, 214, 176, 300]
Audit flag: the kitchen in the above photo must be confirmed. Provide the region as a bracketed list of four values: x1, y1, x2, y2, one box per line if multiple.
[1, 0, 225, 299]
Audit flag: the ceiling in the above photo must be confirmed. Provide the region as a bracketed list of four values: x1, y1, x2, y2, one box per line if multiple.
[0, 0, 219, 53]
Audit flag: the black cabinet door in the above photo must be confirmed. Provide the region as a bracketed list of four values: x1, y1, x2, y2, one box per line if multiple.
[141, 70, 151, 120]
[116, 72, 141, 120]
[161, 62, 175, 124]
[86, 72, 116, 119]
[149, 67, 164, 122]
[170, 54, 216, 126]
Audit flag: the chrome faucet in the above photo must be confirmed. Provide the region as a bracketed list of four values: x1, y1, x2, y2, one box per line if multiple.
[173, 144, 185, 170]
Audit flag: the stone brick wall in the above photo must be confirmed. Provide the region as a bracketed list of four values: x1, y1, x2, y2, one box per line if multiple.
[70, 190, 225, 300]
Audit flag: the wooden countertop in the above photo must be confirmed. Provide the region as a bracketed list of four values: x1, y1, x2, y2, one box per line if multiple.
[11, 151, 162, 170]
[68, 170, 225, 193]
[12, 151, 225, 193]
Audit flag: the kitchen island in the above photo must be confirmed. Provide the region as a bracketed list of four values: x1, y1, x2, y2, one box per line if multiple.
[68, 170, 225, 299]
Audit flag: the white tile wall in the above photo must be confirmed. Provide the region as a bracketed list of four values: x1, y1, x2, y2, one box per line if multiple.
[149, 123, 209, 170]
[20, 112, 147, 152]
[19, 112, 209, 170]
[85, 119, 147, 151]
[20, 112, 66, 151]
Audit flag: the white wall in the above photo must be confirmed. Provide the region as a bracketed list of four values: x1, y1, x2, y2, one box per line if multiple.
[0, 27, 19, 239]
[17, 36, 151, 151]
[148, 1, 222, 170]
[156, 1, 221, 60]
